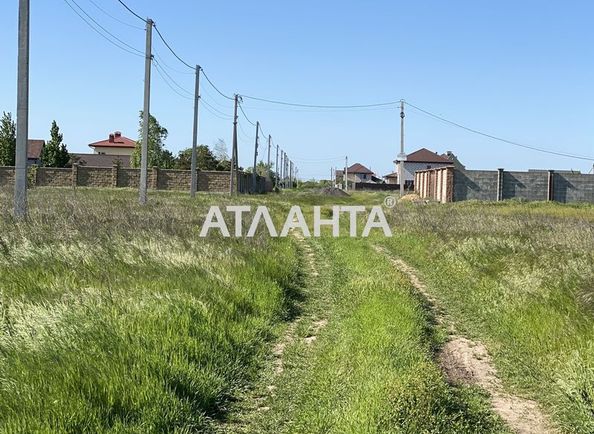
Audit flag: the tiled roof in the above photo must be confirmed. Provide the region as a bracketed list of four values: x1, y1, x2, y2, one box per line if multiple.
[347, 163, 374, 174]
[27, 140, 45, 159]
[89, 131, 136, 149]
[393, 148, 453, 164]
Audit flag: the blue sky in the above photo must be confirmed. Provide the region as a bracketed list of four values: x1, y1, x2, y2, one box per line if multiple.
[1, 0, 593, 179]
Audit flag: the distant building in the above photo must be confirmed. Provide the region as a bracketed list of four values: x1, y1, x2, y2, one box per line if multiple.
[335, 163, 379, 185]
[385, 147, 455, 185]
[72, 153, 131, 168]
[27, 139, 45, 166]
[89, 131, 136, 156]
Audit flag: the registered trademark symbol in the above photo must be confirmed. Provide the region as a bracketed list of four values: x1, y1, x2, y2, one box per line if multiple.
[383, 196, 397, 208]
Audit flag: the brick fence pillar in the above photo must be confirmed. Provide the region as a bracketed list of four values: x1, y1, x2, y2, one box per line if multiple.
[112, 164, 119, 188]
[72, 163, 79, 189]
[497, 168, 504, 201]
[151, 167, 159, 190]
[445, 166, 454, 202]
[547, 170, 554, 201]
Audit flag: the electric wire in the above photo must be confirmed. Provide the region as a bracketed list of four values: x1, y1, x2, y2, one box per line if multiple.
[87, 0, 144, 29]
[152, 23, 195, 70]
[153, 59, 194, 96]
[241, 94, 401, 109]
[238, 102, 257, 127]
[68, 0, 143, 54]
[153, 61, 193, 101]
[63, 0, 143, 57]
[405, 101, 594, 162]
[201, 69, 234, 100]
[116, 0, 147, 23]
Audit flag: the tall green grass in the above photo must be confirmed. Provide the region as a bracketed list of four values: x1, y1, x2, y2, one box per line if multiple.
[0, 188, 301, 432]
[380, 200, 594, 433]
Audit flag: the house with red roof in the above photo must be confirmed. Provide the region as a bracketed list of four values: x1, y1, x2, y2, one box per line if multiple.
[88, 131, 136, 156]
[385, 148, 457, 186]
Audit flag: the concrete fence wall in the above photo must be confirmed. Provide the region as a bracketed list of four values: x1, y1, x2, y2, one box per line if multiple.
[0, 165, 270, 194]
[415, 167, 593, 204]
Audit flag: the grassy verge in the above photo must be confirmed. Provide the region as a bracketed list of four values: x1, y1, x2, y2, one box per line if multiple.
[380, 200, 594, 433]
[246, 235, 506, 433]
[0, 188, 302, 432]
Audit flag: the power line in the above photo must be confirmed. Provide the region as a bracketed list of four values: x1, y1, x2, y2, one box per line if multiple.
[201, 101, 233, 121]
[87, 0, 144, 29]
[67, 0, 143, 54]
[201, 69, 234, 100]
[153, 61, 193, 100]
[154, 52, 194, 75]
[63, 0, 143, 57]
[115, 0, 146, 23]
[153, 59, 193, 96]
[238, 102, 257, 127]
[241, 94, 401, 109]
[201, 98, 233, 119]
[405, 101, 594, 162]
[152, 23, 194, 70]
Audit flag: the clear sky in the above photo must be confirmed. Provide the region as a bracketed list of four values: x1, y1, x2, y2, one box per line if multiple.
[1, 0, 593, 179]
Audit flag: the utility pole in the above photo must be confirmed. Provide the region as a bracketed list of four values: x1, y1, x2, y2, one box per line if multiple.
[344, 156, 348, 191]
[275, 144, 279, 189]
[398, 100, 406, 197]
[14, 0, 29, 218]
[280, 150, 284, 189]
[139, 18, 153, 205]
[190, 65, 201, 198]
[229, 94, 239, 194]
[252, 121, 260, 193]
[267, 134, 271, 174]
[288, 160, 292, 188]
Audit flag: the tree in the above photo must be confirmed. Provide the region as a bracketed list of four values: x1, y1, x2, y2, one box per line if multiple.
[176, 145, 218, 170]
[131, 111, 171, 168]
[0, 112, 16, 166]
[42, 120, 70, 167]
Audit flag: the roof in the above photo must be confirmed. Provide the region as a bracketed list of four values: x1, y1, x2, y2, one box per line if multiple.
[27, 140, 45, 159]
[393, 148, 453, 164]
[89, 132, 136, 149]
[73, 153, 131, 168]
[384, 172, 398, 178]
[346, 163, 374, 174]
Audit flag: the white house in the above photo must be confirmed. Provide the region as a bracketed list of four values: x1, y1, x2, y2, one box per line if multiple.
[385, 148, 454, 186]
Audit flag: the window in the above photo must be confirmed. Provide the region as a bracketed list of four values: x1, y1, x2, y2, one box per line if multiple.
[426, 165, 432, 169]
[363, 174, 367, 179]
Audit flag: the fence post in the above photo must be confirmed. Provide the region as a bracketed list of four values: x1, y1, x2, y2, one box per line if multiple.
[446, 166, 454, 202]
[72, 163, 79, 189]
[151, 167, 159, 190]
[112, 164, 119, 188]
[547, 170, 554, 201]
[497, 168, 504, 201]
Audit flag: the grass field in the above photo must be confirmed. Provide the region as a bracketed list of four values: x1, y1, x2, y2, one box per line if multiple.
[0, 188, 592, 433]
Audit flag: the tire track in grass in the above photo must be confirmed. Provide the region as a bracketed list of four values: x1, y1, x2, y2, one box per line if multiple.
[217, 229, 327, 432]
[375, 246, 557, 434]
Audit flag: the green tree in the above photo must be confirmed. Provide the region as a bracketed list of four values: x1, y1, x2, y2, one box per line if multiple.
[42, 120, 70, 167]
[0, 112, 16, 166]
[132, 111, 171, 168]
[176, 145, 218, 170]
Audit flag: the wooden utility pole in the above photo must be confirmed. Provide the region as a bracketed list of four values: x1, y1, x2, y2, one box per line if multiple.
[190, 65, 201, 197]
[229, 94, 239, 194]
[14, 0, 29, 218]
[139, 18, 153, 205]
[398, 100, 406, 197]
[280, 150, 284, 189]
[252, 121, 260, 193]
